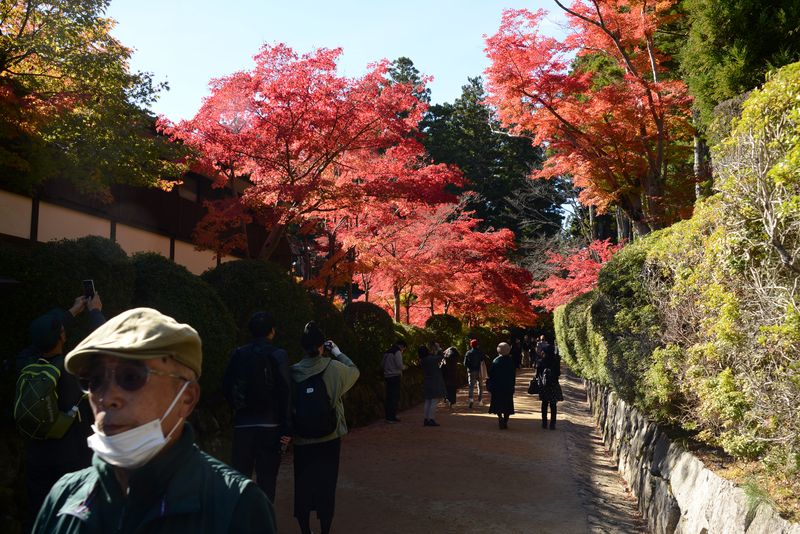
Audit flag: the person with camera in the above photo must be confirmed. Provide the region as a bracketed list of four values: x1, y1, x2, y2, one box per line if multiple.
[15, 291, 105, 531]
[222, 311, 292, 505]
[290, 322, 359, 534]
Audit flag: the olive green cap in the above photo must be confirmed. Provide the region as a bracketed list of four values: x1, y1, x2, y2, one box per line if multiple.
[65, 308, 202, 377]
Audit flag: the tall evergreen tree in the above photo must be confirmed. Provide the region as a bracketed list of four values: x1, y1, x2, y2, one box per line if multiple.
[421, 77, 559, 240]
[680, 0, 800, 129]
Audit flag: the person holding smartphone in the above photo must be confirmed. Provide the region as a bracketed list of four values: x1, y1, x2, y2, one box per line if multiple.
[15, 288, 104, 531]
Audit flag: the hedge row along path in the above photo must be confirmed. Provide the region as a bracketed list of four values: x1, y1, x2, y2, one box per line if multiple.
[272, 369, 646, 533]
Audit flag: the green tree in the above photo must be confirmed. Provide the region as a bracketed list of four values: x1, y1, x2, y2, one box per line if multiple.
[421, 77, 558, 240]
[388, 56, 431, 104]
[680, 0, 800, 129]
[0, 0, 186, 194]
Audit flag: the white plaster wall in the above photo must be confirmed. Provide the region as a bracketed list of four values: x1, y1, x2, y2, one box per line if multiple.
[115, 223, 170, 257]
[0, 190, 33, 239]
[38, 201, 110, 242]
[174, 240, 218, 275]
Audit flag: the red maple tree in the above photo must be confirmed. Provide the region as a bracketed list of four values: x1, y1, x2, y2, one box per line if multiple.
[159, 44, 460, 260]
[530, 238, 622, 311]
[338, 202, 535, 326]
[485, 1, 694, 234]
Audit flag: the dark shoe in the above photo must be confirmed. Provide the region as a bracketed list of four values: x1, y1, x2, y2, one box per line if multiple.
[386, 418, 399, 424]
[423, 419, 430, 426]
[428, 420, 440, 427]
[549, 423, 556, 430]
[468, 401, 473, 409]
[542, 420, 547, 429]
[500, 419, 508, 429]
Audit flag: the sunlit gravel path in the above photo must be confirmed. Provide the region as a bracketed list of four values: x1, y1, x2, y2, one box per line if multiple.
[271, 369, 646, 534]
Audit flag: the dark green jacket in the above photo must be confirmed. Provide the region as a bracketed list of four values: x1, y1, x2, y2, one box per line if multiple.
[32, 424, 276, 534]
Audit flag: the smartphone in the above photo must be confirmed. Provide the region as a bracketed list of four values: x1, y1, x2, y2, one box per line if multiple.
[82, 279, 95, 299]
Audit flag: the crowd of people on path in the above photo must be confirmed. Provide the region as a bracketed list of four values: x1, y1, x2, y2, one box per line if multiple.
[14, 285, 562, 534]
[389, 335, 564, 431]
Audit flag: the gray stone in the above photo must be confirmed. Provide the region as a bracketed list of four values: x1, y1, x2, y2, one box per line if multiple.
[583, 380, 800, 534]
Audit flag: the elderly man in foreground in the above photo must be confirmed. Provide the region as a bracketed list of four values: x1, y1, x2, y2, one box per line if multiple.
[32, 307, 277, 533]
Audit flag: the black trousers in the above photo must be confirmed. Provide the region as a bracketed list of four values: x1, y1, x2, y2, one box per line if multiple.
[385, 376, 401, 420]
[541, 400, 557, 426]
[231, 426, 282, 502]
[294, 438, 341, 521]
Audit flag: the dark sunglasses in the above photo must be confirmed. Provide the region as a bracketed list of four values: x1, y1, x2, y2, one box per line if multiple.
[78, 360, 189, 394]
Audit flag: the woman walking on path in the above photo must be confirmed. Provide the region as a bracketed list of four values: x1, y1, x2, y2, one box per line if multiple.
[536, 343, 563, 430]
[420, 345, 446, 426]
[440, 345, 460, 407]
[291, 322, 360, 534]
[488, 342, 516, 429]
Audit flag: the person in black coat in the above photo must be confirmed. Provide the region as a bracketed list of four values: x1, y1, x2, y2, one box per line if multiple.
[536, 343, 563, 430]
[440, 346, 460, 407]
[488, 342, 516, 429]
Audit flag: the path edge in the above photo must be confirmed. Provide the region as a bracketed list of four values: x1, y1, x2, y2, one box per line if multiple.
[584, 380, 800, 534]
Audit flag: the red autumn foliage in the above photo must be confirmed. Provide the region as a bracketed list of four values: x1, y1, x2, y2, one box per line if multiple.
[484, 1, 694, 234]
[339, 203, 535, 326]
[159, 44, 461, 260]
[530, 239, 622, 311]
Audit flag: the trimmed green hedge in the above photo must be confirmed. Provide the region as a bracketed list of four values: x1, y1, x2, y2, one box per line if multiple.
[202, 260, 313, 360]
[425, 314, 464, 351]
[0, 236, 135, 356]
[308, 293, 359, 365]
[131, 253, 236, 396]
[342, 301, 395, 372]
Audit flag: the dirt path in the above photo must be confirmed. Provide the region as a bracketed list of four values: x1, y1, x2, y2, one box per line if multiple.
[272, 369, 646, 534]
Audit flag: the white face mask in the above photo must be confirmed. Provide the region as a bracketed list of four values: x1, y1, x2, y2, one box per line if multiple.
[87, 381, 190, 469]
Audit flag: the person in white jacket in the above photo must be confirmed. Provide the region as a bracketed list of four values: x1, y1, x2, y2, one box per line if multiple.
[381, 339, 407, 423]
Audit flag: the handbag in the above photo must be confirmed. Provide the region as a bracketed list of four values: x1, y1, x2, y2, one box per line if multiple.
[527, 376, 541, 395]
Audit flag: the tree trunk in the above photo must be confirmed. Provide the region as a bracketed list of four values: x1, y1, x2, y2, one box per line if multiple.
[615, 207, 631, 242]
[393, 286, 401, 322]
[693, 132, 712, 200]
[258, 222, 286, 261]
[589, 205, 597, 241]
[430, 298, 435, 317]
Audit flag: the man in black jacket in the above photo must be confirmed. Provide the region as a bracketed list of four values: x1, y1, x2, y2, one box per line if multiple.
[222, 311, 291, 503]
[16, 293, 105, 531]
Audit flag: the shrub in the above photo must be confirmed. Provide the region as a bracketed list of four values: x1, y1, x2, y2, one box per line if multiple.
[202, 260, 313, 360]
[0, 237, 135, 424]
[342, 301, 395, 372]
[465, 325, 502, 358]
[424, 314, 463, 349]
[394, 323, 437, 365]
[0, 236, 135, 354]
[308, 293, 359, 364]
[131, 253, 236, 397]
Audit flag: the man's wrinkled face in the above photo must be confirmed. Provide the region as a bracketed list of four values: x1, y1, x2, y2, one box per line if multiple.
[79, 355, 196, 437]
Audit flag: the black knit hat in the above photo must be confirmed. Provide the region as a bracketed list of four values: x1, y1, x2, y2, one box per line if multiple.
[29, 311, 63, 351]
[301, 321, 325, 352]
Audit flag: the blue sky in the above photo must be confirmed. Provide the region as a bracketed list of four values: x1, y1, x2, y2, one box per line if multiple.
[107, 0, 568, 121]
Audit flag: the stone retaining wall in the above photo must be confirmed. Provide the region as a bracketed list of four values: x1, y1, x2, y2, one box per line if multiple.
[584, 380, 800, 534]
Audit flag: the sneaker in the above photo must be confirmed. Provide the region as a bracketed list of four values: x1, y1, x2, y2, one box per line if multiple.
[428, 420, 440, 427]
